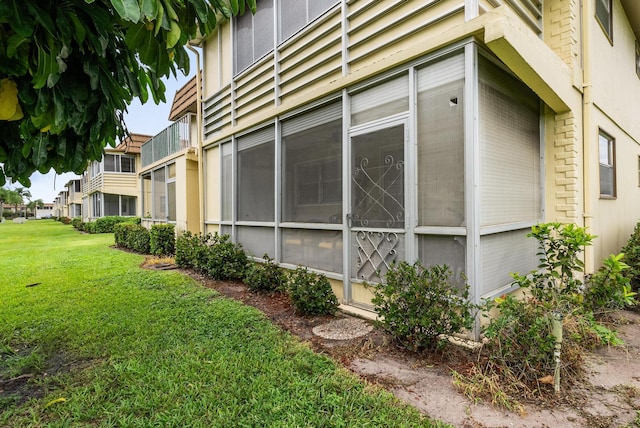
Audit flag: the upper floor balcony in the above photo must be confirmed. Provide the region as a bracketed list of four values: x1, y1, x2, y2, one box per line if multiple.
[141, 114, 194, 168]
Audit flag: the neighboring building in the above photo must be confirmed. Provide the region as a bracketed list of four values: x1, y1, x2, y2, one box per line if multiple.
[65, 179, 82, 218]
[82, 133, 150, 221]
[139, 76, 200, 233]
[192, 0, 640, 314]
[35, 203, 54, 219]
[53, 190, 68, 218]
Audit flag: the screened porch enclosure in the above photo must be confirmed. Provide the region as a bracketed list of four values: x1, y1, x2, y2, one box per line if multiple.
[211, 43, 543, 309]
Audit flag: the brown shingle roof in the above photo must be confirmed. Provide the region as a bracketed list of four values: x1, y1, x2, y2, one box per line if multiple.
[168, 74, 200, 122]
[115, 133, 152, 154]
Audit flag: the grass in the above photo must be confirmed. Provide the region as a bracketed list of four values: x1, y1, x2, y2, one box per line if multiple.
[0, 220, 446, 427]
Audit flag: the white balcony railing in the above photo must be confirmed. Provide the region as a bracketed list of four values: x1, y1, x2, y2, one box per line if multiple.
[141, 114, 193, 167]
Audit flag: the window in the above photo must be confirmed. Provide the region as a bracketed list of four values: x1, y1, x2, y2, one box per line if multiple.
[91, 193, 102, 217]
[234, 0, 338, 73]
[278, 0, 338, 41]
[153, 167, 166, 218]
[595, 0, 612, 41]
[103, 154, 136, 173]
[599, 130, 616, 197]
[282, 102, 342, 223]
[221, 143, 233, 221]
[234, 0, 274, 73]
[90, 161, 101, 177]
[142, 173, 152, 217]
[417, 54, 465, 227]
[121, 156, 135, 173]
[636, 41, 640, 78]
[237, 127, 275, 221]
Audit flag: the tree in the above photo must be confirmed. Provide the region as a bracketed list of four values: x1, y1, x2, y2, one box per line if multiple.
[8, 186, 31, 216]
[0, 0, 256, 186]
[27, 198, 44, 218]
[14, 187, 31, 217]
[3, 188, 22, 215]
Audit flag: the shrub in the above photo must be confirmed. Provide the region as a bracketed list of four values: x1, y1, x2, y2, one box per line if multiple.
[584, 253, 637, 314]
[95, 216, 135, 233]
[370, 262, 476, 351]
[244, 255, 286, 294]
[114, 222, 150, 254]
[202, 234, 247, 280]
[511, 223, 594, 309]
[150, 224, 175, 256]
[622, 222, 640, 293]
[175, 231, 201, 269]
[71, 217, 82, 229]
[483, 295, 557, 377]
[287, 267, 339, 316]
[84, 222, 97, 234]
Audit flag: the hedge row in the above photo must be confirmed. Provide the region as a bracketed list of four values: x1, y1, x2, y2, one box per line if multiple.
[114, 223, 175, 256]
[70, 216, 140, 234]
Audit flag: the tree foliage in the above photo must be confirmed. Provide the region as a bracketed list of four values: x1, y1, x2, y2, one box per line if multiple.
[0, 0, 255, 186]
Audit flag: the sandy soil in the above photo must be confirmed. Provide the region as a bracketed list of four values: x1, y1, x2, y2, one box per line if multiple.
[193, 273, 640, 428]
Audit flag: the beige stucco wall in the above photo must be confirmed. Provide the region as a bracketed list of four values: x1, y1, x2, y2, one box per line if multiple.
[173, 156, 200, 234]
[586, 0, 640, 266]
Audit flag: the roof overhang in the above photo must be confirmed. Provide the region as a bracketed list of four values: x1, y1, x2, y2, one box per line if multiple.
[483, 7, 580, 113]
[620, 0, 640, 41]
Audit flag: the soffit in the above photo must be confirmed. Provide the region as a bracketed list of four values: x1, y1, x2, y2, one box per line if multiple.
[620, 0, 640, 40]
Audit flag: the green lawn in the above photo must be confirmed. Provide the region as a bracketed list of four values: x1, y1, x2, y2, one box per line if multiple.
[0, 221, 445, 427]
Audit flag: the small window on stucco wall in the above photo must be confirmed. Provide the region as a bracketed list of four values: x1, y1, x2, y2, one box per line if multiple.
[636, 40, 640, 78]
[595, 0, 613, 42]
[599, 130, 616, 198]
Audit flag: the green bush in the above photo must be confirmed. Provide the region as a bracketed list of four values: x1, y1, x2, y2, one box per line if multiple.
[150, 224, 175, 256]
[370, 262, 476, 351]
[175, 231, 210, 270]
[584, 253, 637, 314]
[202, 234, 247, 280]
[483, 295, 556, 376]
[622, 222, 640, 293]
[114, 222, 150, 254]
[244, 255, 286, 294]
[287, 267, 339, 316]
[95, 216, 136, 233]
[84, 222, 97, 234]
[71, 217, 83, 229]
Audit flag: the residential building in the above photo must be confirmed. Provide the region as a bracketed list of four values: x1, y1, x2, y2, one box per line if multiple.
[53, 190, 68, 218]
[65, 179, 82, 218]
[82, 133, 149, 221]
[35, 203, 54, 219]
[139, 76, 200, 233]
[192, 0, 640, 314]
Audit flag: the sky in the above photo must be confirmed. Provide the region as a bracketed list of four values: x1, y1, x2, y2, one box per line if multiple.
[7, 53, 198, 204]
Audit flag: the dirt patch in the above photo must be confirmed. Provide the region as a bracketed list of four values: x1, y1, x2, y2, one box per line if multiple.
[0, 349, 94, 410]
[184, 268, 640, 428]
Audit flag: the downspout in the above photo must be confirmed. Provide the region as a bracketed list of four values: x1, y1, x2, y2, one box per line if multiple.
[581, 0, 594, 273]
[186, 42, 205, 235]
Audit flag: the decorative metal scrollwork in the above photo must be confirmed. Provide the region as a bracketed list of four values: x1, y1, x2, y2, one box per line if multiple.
[355, 231, 399, 281]
[352, 155, 404, 228]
